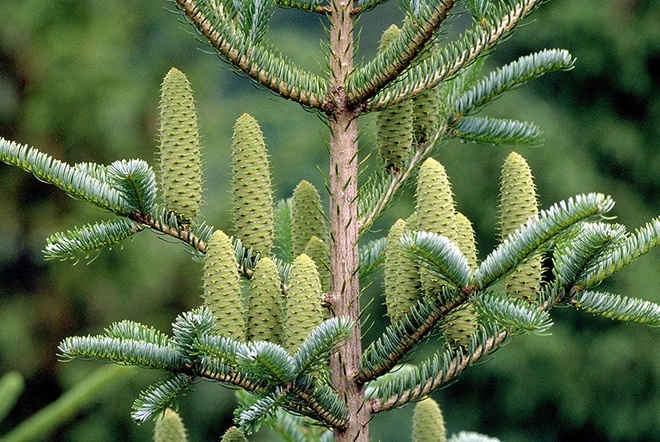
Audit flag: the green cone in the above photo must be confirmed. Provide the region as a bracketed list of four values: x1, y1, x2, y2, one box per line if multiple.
[384, 219, 421, 322]
[416, 158, 457, 296]
[500, 152, 542, 302]
[412, 45, 439, 143]
[282, 254, 323, 353]
[158, 67, 202, 224]
[443, 212, 478, 349]
[412, 397, 447, 442]
[231, 113, 274, 255]
[443, 305, 478, 349]
[248, 257, 282, 343]
[454, 212, 478, 272]
[203, 230, 246, 340]
[154, 408, 188, 442]
[377, 25, 414, 172]
[220, 427, 249, 442]
[303, 235, 331, 293]
[291, 180, 327, 257]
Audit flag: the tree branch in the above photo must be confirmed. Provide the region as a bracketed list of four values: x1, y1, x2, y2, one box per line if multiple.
[368, 329, 509, 413]
[367, 0, 540, 111]
[176, 0, 327, 109]
[346, 0, 455, 105]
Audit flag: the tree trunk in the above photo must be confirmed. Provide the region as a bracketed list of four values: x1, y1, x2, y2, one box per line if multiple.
[327, 2, 370, 441]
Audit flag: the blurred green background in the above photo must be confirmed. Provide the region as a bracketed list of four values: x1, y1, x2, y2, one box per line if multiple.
[0, 0, 658, 441]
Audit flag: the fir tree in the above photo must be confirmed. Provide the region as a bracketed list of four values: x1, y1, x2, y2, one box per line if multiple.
[0, 0, 658, 441]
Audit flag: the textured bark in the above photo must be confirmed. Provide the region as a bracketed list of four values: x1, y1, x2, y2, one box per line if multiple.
[327, 1, 369, 441]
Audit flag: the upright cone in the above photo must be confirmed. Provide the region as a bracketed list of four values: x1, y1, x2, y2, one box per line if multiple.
[203, 230, 246, 341]
[291, 180, 327, 257]
[412, 397, 447, 442]
[282, 254, 323, 353]
[384, 219, 421, 322]
[416, 158, 457, 296]
[500, 152, 543, 302]
[231, 113, 274, 255]
[412, 44, 439, 143]
[220, 427, 249, 442]
[154, 408, 188, 442]
[248, 257, 282, 343]
[158, 67, 203, 224]
[377, 25, 414, 172]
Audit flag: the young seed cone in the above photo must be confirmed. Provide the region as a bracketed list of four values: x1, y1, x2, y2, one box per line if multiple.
[412, 397, 447, 442]
[291, 180, 327, 257]
[282, 254, 323, 353]
[377, 25, 414, 172]
[303, 235, 331, 293]
[384, 219, 421, 322]
[159, 67, 202, 224]
[443, 212, 478, 349]
[443, 305, 478, 349]
[231, 113, 274, 255]
[500, 152, 542, 302]
[412, 46, 439, 144]
[416, 158, 457, 296]
[454, 212, 479, 271]
[248, 257, 282, 343]
[220, 427, 249, 442]
[154, 408, 188, 442]
[203, 230, 246, 341]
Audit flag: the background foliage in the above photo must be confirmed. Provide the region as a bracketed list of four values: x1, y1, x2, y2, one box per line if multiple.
[0, 0, 658, 441]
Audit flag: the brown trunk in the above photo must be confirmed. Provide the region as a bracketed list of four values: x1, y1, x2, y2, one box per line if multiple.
[326, 2, 370, 441]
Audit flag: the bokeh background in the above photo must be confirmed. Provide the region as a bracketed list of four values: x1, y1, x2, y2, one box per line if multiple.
[0, 0, 658, 441]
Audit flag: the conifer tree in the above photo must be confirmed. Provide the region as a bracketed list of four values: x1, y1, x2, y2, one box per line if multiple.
[0, 0, 659, 441]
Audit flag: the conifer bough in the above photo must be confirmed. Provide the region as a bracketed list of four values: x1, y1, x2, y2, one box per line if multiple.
[0, 0, 659, 441]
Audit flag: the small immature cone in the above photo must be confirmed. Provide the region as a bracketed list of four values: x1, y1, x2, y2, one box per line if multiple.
[220, 427, 249, 442]
[443, 212, 478, 349]
[203, 230, 246, 341]
[376, 25, 414, 172]
[291, 180, 327, 257]
[303, 235, 331, 293]
[159, 67, 203, 224]
[416, 158, 457, 296]
[231, 113, 274, 255]
[384, 219, 421, 322]
[443, 305, 478, 349]
[500, 152, 542, 302]
[412, 45, 440, 143]
[154, 408, 188, 442]
[282, 254, 323, 353]
[248, 257, 282, 343]
[454, 212, 478, 271]
[412, 397, 447, 442]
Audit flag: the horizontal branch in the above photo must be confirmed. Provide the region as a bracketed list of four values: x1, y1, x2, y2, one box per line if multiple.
[369, 329, 508, 413]
[176, 0, 327, 108]
[357, 286, 470, 383]
[347, 0, 455, 105]
[368, 0, 541, 110]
